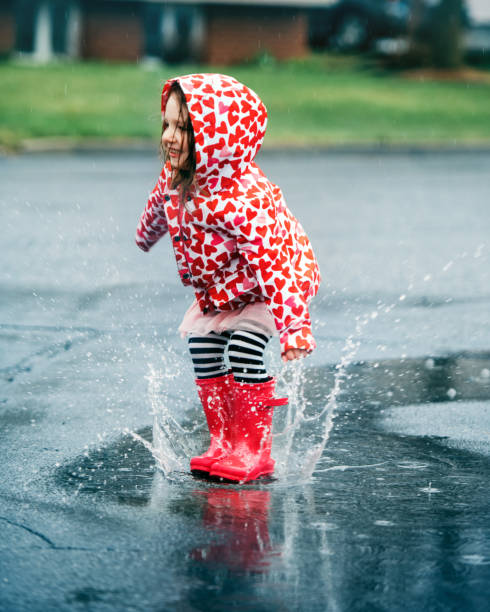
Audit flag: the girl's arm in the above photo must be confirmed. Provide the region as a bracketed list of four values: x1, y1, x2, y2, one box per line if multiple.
[135, 169, 169, 252]
[225, 200, 316, 356]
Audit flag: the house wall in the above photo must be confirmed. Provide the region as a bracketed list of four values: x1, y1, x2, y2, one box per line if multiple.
[81, 1, 143, 62]
[0, 2, 15, 56]
[205, 5, 307, 64]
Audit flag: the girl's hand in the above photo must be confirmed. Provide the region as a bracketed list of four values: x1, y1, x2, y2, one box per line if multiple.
[282, 348, 308, 362]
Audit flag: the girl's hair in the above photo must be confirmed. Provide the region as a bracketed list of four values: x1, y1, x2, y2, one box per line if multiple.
[160, 81, 196, 194]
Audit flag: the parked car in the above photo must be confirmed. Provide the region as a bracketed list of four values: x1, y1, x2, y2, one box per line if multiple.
[308, 0, 412, 52]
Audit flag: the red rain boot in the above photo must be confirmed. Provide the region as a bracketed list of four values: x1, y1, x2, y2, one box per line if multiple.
[190, 373, 234, 474]
[209, 378, 288, 483]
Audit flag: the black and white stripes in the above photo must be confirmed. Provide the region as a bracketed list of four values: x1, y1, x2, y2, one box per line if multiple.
[228, 330, 270, 383]
[188, 330, 270, 383]
[188, 332, 230, 379]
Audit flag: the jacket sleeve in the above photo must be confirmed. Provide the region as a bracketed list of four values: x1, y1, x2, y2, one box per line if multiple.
[135, 169, 169, 252]
[223, 197, 316, 355]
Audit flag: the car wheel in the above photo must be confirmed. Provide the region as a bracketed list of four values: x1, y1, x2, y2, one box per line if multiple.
[332, 13, 369, 52]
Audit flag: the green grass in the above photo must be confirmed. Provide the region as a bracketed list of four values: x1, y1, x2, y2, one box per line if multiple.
[1, 55, 490, 150]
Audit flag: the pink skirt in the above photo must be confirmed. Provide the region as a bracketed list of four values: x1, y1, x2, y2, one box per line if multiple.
[179, 299, 278, 338]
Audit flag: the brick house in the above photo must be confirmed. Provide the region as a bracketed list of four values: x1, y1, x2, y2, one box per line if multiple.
[0, 0, 325, 64]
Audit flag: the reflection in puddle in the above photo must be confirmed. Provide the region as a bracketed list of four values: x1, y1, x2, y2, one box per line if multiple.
[189, 487, 275, 573]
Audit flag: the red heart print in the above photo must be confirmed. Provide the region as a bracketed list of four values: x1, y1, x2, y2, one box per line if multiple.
[216, 121, 228, 135]
[221, 177, 234, 190]
[246, 208, 257, 222]
[191, 101, 203, 115]
[216, 252, 229, 264]
[211, 233, 224, 245]
[204, 244, 217, 257]
[242, 276, 256, 291]
[296, 337, 308, 349]
[272, 306, 284, 319]
[292, 304, 303, 317]
[264, 284, 275, 297]
[260, 268, 273, 282]
[275, 278, 286, 291]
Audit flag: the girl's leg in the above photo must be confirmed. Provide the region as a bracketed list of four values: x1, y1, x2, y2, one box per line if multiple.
[188, 332, 233, 474]
[188, 331, 231, 379]
[227, 330, 271, 383]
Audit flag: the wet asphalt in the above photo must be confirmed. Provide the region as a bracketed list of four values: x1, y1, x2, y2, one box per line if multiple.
[1, 151, 490, 611]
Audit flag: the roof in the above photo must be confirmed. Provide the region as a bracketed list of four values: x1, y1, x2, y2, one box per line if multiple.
[104, 0, 333, 7]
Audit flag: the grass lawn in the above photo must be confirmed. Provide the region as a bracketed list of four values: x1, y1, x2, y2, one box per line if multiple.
[1, 55, 490, 150]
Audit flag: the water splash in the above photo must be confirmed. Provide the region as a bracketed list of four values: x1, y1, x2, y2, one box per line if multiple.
[138, 315, 371, 484]
[128, 344, 205, 478]
[273, 312, 372, 481]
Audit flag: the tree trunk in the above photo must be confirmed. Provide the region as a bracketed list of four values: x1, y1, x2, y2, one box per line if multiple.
[408, 0, 464, 68]
[431, 0, 463, 68]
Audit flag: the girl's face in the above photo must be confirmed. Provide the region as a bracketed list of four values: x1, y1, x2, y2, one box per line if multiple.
[162, 92, 190, 172]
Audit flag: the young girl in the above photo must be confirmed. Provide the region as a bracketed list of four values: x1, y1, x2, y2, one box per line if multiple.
[136, 73, 320, 483]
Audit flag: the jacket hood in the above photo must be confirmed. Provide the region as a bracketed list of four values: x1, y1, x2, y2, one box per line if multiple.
[161, 73, 267, 194]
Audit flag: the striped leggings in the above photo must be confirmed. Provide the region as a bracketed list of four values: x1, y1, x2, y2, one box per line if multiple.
[188, 330, 271, 384]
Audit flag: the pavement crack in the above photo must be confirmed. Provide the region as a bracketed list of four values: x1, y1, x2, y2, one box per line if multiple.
[0, 515, 57, 548]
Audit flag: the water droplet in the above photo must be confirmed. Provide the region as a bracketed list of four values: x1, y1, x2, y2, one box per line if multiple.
[420, 482, 440, 494]
[461, 554, 489, 566]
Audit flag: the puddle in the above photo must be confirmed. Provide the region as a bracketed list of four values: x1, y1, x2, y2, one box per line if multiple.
[50, 349, 490, 610]
[55, 427, 155, 506]
[380, 400, 490, 457]
[306, 350, 490, 408]
[55, 350, 490, 503]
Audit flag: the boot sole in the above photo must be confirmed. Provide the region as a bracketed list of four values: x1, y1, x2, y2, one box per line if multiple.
[209, 473, 276, 484]
[191, 468, 211, 476]
[209, 460, 275, 483]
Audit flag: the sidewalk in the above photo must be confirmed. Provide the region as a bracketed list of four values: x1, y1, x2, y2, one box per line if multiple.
[4, 137, 490, 156]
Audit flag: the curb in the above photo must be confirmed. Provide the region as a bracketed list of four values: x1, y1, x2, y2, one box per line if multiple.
[2, 139, 490, 156]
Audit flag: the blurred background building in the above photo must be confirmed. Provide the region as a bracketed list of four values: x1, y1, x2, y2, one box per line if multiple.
[0, 0, 327, 64]
[0, 1, 489, 65]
